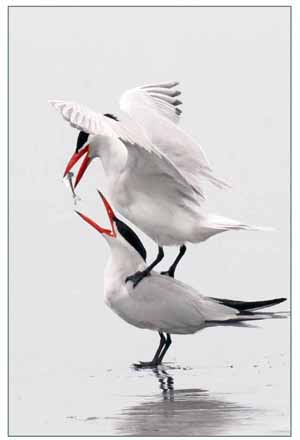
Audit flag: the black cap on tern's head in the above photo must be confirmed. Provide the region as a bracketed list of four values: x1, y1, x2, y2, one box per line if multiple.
[76, 131, 90, 153]
[75, 191, 147, 261]
[114, 218, 147, 261]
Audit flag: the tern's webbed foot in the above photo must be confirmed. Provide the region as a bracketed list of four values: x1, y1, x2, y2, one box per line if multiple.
[126, 270, 151, 288]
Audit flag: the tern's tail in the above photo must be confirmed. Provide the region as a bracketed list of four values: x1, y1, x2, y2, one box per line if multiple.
[207, 214, 274, 233]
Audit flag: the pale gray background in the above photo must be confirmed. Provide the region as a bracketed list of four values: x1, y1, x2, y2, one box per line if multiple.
[9, 6, 290, 435]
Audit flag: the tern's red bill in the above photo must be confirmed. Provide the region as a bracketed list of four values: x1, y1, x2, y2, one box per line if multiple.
[74, 153, 91, 188]
[63, 145, 91, 188]
[75, 190, 116, 238]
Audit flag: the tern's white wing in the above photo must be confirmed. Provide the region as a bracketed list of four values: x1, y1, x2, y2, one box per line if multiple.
[49, 100, 108, 134]
[49, 99, 157, 151]
[124, 273, 240, 334]
[49, 99, 204, 197]
[120, 82, 230, 196]
[121, 81, 183, 124]
[104, 115, 206, 199]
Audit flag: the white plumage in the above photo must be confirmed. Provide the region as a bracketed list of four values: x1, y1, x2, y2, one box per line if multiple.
[75, 192, 286, 367]
[50, 81, 266, 283]
[50, 81, 230, 197]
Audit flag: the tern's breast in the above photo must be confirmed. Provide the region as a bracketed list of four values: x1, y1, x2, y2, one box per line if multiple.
[111, 183, 201, 246]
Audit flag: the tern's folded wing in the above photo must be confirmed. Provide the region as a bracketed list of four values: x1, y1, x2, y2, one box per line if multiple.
[125, 274, 239, 333]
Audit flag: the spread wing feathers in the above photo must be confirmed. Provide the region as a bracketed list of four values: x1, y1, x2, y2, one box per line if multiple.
[49, 99, 205, 196]
[49, 99, 155, 151]
[120, 81, 182, 125]
[126, 274, 241, 334]
[120, 83, 230, 196]
[49, 100, 108, 135]
[105, 116, 205, 198]
[122, 142, 203, 207]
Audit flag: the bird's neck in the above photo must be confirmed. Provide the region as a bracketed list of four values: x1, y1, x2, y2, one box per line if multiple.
[96, 136, 127, 189]
[104, 242, 146, 284]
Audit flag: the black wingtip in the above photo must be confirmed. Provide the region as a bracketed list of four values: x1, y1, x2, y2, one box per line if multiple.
[271, 297, 287, 305]
[213, 297, 287, 312]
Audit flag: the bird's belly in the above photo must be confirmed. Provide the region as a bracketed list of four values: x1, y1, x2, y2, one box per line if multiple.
[104, 284, 206, 335]
[111, 186, 200, 246]
[105, 287, 158, 331]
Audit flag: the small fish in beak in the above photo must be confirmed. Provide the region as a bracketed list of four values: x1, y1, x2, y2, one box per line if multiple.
[63, 171, 81, 205]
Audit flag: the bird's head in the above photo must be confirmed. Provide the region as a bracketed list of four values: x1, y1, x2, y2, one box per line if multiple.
[75, 190, 147, 263]
[63, 113, 122, 188]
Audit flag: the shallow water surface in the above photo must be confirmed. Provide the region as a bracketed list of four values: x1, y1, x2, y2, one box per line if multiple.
[11, 354, 289, 436]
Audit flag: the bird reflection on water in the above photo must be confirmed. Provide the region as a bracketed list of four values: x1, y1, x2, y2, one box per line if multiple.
[116, 364, 258, 436]
[152, 366, 175, 400]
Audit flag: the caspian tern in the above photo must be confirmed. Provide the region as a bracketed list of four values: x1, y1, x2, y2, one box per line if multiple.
[50, 81, 267, 286]
[75, 191, 286, 368]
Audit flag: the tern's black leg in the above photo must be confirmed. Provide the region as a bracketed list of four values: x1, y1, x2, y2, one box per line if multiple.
[135, 332, 166, 368]
[126, 246, 164, 288]
[161, 245, 187, 278]
[158, 333, 172, 363]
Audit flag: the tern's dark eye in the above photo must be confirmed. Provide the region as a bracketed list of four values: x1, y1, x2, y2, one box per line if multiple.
[76, 131, 89, 153]
[115, 218, 147, 261]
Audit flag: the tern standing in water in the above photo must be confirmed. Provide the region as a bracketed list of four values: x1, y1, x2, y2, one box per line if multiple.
[51, 82, 267, 287]
[75, 191, 285, 368]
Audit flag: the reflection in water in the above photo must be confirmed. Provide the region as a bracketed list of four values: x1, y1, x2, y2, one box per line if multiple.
[116, 365, 259, 436]
[153, 366, 174, 400]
